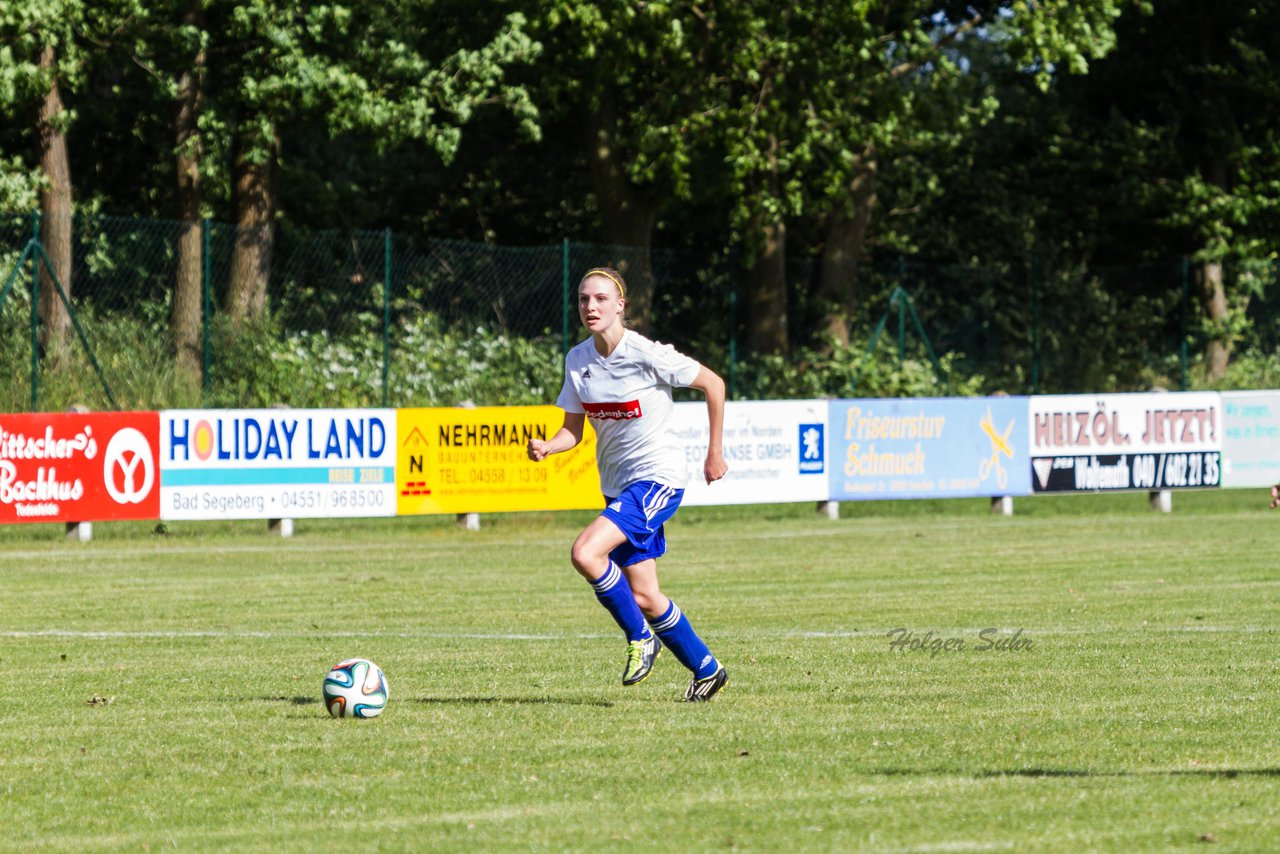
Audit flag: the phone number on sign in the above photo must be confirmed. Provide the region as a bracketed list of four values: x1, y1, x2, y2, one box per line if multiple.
[279, 489, 388, 512]
[1132, 451, 1220, 489]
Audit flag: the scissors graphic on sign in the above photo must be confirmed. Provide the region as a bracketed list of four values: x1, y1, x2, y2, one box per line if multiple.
[979, 406, 1014, 490]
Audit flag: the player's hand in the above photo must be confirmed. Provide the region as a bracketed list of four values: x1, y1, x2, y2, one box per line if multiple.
[704, 449, 728, 485]
[1270, 484, 1279, 509]
[527, 438, 550, 462]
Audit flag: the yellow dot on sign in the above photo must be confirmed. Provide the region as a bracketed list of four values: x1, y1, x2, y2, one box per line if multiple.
[194, 420, 214, 460]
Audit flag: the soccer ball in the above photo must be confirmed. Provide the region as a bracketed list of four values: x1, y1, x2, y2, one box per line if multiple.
[323, 658, 389, 718]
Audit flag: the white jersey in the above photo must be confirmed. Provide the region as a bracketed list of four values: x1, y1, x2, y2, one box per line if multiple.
[556, 330, 702, 497]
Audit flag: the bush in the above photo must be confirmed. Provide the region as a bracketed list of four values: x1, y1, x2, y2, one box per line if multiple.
[389, 313, 563, 407]
[1189, 346, 1280, 391]
[733, 339, 986, 400]
[4, 297, 1279, 415]
[0, 299, 203, 413]
[204, 311, 564, 409]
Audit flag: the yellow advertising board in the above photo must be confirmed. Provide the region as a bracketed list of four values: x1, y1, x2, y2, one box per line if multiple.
[396, 406, 602, 515]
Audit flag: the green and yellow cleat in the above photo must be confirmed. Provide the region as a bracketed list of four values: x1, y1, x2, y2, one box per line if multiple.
[622, 634, 662, 686]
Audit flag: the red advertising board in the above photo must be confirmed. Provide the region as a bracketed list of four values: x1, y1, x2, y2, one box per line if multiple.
[0, 412, 160, 524]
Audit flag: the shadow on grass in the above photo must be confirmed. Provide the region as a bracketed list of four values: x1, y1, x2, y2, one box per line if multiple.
[256, 694, 613, 708]
[257, 696, 321, 705]
[875, 767, 1280, 779]
[981, 768, 1280, 779]
[415, 696, 615, 708]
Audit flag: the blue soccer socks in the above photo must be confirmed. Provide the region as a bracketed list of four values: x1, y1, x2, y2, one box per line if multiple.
[589, 560, 651, 643]
[589, 565, 720, 684]
[651, 600, 719, 679]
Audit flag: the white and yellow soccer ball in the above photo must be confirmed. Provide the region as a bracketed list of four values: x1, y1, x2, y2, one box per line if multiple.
[323, 658, 389, 718]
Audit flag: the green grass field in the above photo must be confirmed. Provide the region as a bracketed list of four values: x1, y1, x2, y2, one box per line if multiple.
[2, 491, 1276, 852]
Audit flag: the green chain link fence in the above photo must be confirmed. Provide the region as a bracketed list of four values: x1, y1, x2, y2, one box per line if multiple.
[3, 210, 1279, 413]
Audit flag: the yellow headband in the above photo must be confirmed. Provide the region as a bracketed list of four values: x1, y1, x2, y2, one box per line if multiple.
[581, 268, 625, 300]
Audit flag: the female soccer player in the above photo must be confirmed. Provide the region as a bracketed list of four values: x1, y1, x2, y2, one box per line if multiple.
[527, 267, 730, 701]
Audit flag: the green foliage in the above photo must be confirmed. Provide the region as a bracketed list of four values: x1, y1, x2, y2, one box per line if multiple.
[533, 0, 715, 197]
[0, 301, 203, 412]
[1188, 346, 1280, 392]
[735, 340, 985, 401]
[204, 0, 540, 166]
[390, 313, 563, 407]
[0, 156, 38, 211]
[204, 312, 564, 410]
[0, 1, 89, 105]
[3, 263, 1280, 415]
[6, 0, 1280, 392]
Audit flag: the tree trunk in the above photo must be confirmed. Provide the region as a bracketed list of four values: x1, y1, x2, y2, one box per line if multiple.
[1197, 150, 1232, 381]
[225, 125, 278, 326]
[1192, 4, 1230, 381]
[743, 135, 789, 355]
[173, 10, 205, 383]
[583, 90, 660, 333]
[36, 44, 73, 361]
[1199, 257, 1230, 381]
[744, 213, 789, 355]
[816, 143, 878, 350]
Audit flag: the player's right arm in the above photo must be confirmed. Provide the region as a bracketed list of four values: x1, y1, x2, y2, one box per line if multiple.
[527, 411, 585, 461]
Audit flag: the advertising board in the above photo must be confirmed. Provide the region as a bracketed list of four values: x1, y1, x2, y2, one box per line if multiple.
[161, 409, 396, 519]
[673, 400, 829, 506]
[0, 411, 160, 523]
[828, 396, 1031, 500]
[1221, 390, 1280, 488]
[1029, 392, 1222, 492]
[396, 405, 601, 514]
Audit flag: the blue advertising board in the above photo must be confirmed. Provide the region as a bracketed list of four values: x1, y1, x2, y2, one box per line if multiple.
[828, 397, 1031, 500]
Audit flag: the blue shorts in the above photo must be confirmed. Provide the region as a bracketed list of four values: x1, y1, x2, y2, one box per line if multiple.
[601, 480, 685, 567]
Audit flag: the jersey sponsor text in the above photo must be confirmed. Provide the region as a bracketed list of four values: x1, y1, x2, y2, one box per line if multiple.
[583, 400, 644, 420]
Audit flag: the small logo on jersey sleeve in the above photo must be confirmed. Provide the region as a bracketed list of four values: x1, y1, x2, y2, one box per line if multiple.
[582, 400, 643, 420]
[581, 367, 592, 379]
[799, 423, 824, 474]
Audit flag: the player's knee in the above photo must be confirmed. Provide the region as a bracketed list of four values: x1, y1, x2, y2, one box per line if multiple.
[569, 539, 604, 578]
[631, 588, 662, 617]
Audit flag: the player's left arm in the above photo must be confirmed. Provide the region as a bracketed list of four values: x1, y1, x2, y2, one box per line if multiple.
[688, 365, 728, 484]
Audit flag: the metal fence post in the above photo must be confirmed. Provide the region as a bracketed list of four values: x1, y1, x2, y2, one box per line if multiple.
[1179, 257, 1189, 391]
[897, 257, 907, 360]
[1030, 255, 1040, 395]
[383, 227, 392, 407]
[728, 264, 737, 400]
[561, 237, 570, 356]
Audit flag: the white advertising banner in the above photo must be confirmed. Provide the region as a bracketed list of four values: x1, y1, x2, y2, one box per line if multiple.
[1029, 392, 1222, 492]
[1221, 390, 1280, 488]
[672, 399, 828, 506]
[160, 409, 397, 519]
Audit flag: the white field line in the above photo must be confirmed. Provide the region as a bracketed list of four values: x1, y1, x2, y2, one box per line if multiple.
[0, 542, 515, 561]
[1, 625, 1272, 641]
[0, 521, 945, 562]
